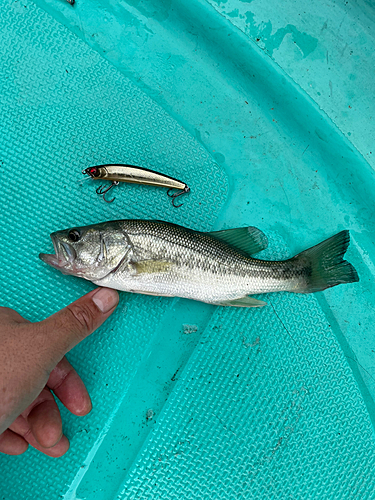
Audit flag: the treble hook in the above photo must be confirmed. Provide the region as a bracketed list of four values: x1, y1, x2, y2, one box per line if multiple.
[167, 186, 190, 208]
[96, 181, 119, 203]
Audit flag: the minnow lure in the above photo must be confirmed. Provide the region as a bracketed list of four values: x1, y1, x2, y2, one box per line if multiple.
[82, 164, 190, 207]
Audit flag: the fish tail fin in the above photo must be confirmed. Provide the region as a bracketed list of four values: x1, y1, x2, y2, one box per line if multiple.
[293, 230, 359, 293]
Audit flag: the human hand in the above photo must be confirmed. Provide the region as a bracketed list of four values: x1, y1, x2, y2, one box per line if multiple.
[0, 287, 119, 457]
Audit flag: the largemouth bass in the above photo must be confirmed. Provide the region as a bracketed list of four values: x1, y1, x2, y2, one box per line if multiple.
[39, 220, 359, 307]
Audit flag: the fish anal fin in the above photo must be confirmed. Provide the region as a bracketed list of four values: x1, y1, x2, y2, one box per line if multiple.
[212, 296, 267, 308]
[208, 226, 268, 256]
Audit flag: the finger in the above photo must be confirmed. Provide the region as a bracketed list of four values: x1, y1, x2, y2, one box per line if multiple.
[10, 415, 70, 457]
[19, 387, 62, 448]
[0, 306, 30, 324]
[35, 288, 119, 368]
[48, 357, 92, 416]
[0, 429, 28, 455]
[28, 400, 63, 449]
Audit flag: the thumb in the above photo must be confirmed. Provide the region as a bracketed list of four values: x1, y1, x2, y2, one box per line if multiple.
[37, 288, 119, 367]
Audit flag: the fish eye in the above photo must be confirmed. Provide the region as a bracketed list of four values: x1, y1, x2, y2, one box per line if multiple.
[68, 229, 81, 242]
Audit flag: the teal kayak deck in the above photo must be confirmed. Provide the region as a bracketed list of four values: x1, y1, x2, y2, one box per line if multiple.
[1, 0, 374, 498]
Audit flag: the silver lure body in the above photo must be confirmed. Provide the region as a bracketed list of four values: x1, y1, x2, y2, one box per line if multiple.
[84, 164, 188, 190]
[39, 219, 358, 308]
[82, 165, 190, 206]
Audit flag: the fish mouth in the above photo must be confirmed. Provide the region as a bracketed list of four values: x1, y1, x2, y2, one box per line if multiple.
[39, 235, 77, 275]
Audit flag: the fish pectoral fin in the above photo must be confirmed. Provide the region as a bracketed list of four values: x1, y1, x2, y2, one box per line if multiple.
[207, 227, 268, 256]
[133, 259, 172, 274]
[211, 296, 267, 308]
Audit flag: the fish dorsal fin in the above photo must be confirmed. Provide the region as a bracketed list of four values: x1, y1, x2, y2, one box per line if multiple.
[213, 296, 267, 308]
[207, 226, 268, 256]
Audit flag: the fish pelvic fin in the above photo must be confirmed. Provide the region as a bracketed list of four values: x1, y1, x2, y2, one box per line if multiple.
[292, 230, 359, 293]
[210, 296, 267, 308]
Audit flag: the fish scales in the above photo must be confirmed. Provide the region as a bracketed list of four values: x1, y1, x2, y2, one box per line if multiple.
[113, 221, 291, 297]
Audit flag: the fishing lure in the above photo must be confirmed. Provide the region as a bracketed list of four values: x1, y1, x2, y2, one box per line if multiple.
[82, 164, 190, 207]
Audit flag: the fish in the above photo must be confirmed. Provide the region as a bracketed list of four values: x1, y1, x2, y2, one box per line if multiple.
[39, 220, 359, 308]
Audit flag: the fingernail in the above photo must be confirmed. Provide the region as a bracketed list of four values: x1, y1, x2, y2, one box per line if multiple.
[92, 288, 119, 313]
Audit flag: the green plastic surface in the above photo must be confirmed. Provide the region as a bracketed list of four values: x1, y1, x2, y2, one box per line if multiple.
[1, 0, 375, 498]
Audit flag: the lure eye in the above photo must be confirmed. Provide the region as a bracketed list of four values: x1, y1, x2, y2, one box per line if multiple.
[88, 167, 99, 177]
[68, 229, 81, 242]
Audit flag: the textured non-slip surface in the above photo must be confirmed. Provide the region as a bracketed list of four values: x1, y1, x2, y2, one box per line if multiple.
[0, 1, 226, 498]
[120, 294, 375, 499]
[1, 0, 375, 499]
